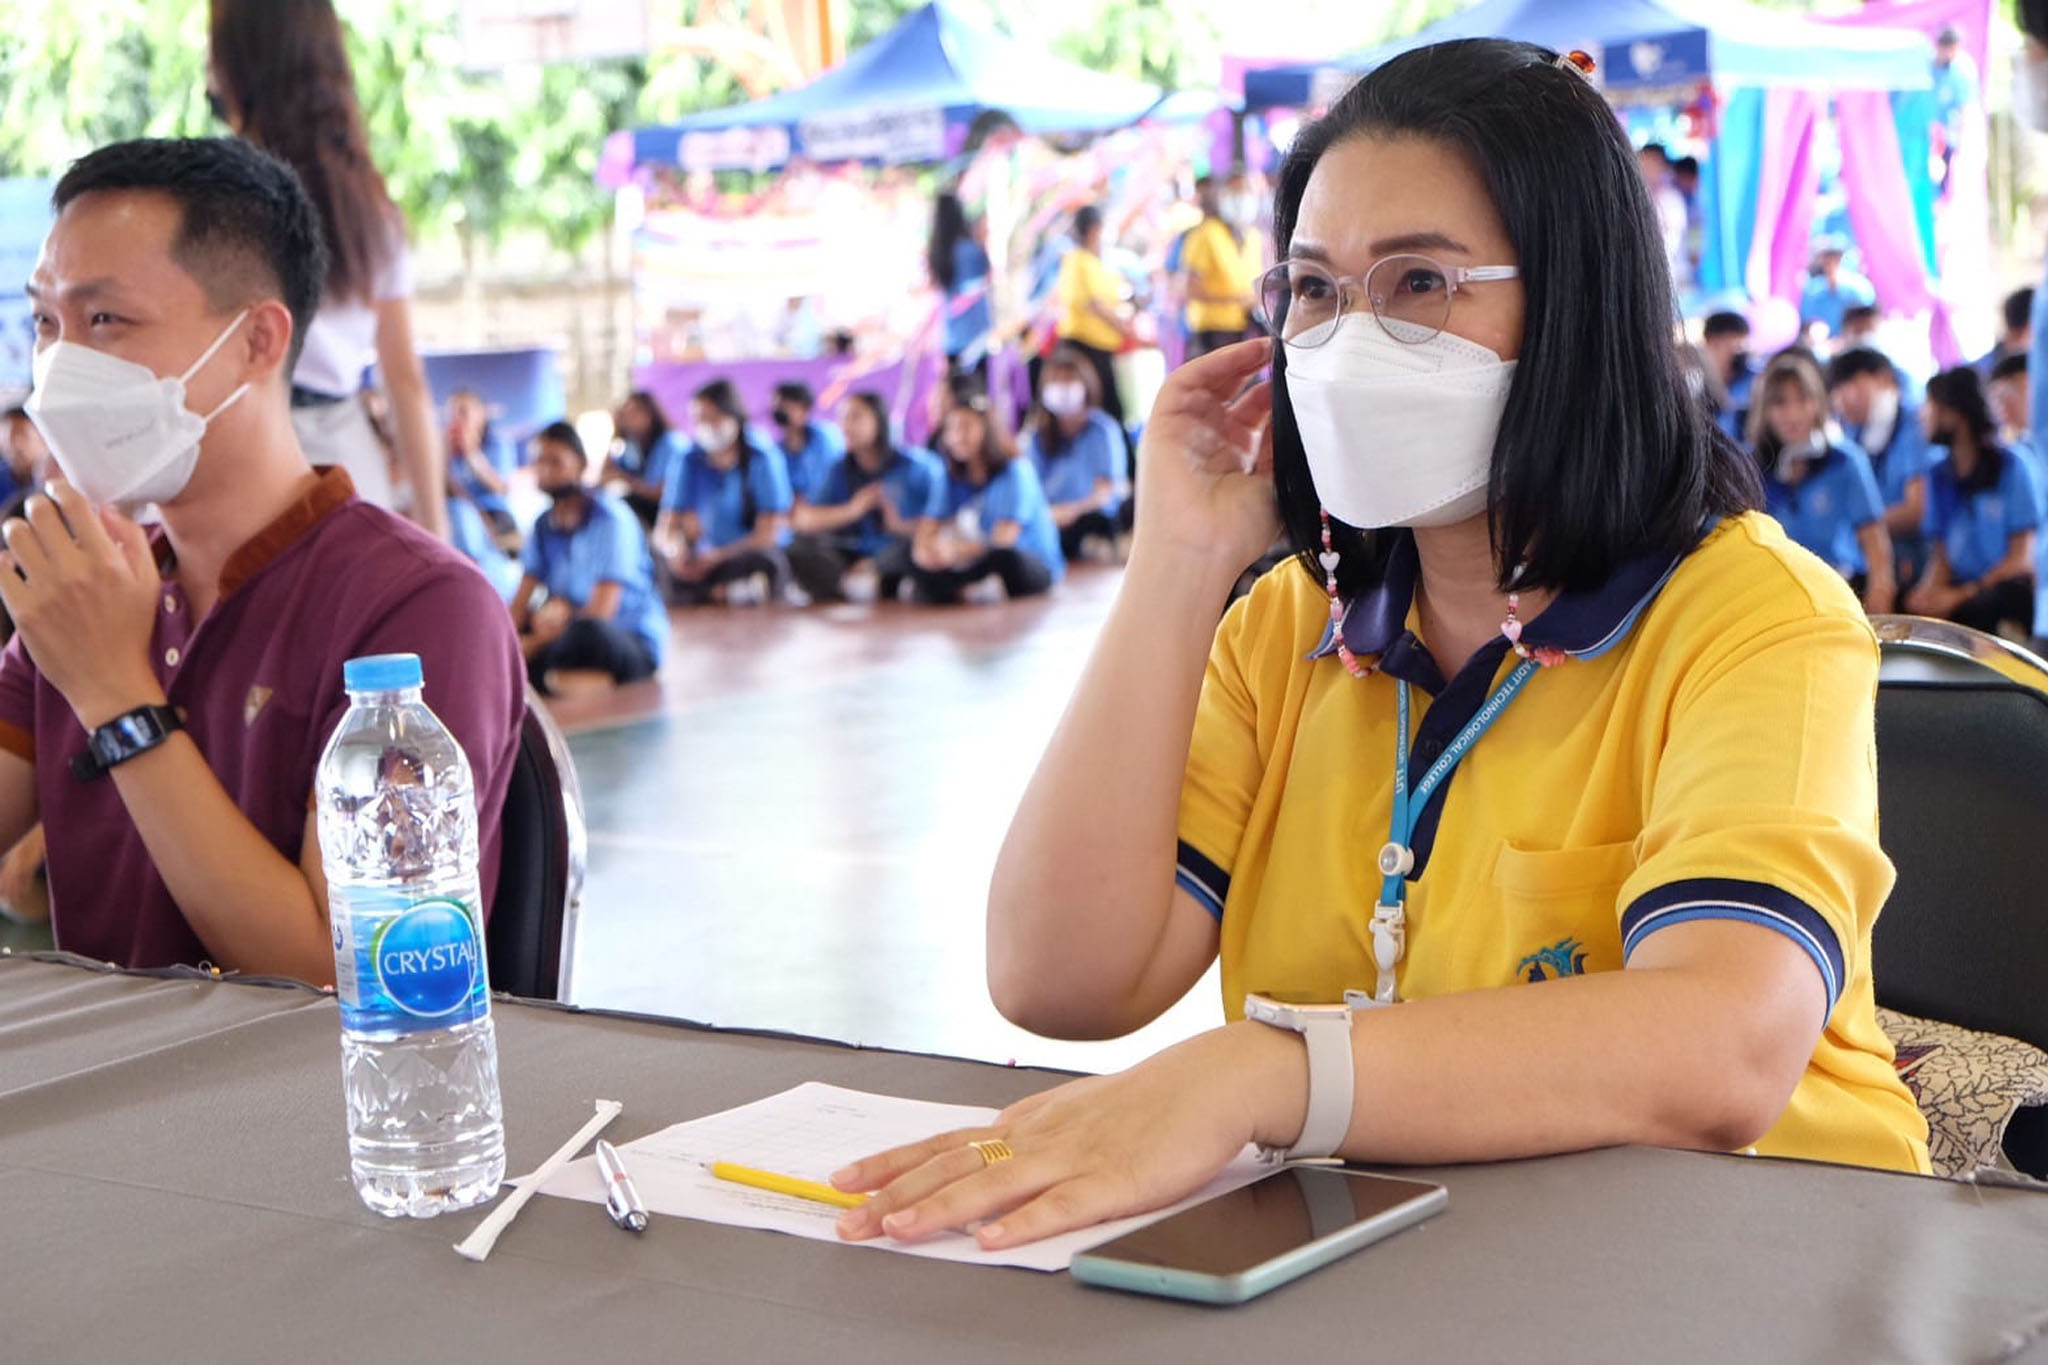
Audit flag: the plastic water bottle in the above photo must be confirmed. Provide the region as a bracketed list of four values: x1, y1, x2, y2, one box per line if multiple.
[316, 653, 505, 1218]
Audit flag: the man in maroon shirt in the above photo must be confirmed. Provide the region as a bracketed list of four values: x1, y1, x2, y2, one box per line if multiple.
[0, 138, 523, 984]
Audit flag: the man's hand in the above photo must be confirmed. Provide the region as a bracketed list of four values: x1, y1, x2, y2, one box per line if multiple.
[530, 598, 573, 642]
[0, 482, 166, 729]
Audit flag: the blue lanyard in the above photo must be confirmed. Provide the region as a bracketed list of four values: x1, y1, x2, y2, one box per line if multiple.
[1379, 660, 1539, 908]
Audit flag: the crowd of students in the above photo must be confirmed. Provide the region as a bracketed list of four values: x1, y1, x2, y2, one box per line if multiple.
[1691, 289, 2048, 648]
[452, 349, 1134, 695]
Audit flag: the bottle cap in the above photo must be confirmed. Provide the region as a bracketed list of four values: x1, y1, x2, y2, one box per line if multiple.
[343, 653, 424, 692]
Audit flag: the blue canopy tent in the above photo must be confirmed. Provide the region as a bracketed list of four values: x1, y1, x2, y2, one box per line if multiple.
[630, 1, 1164, 172]
[1241, 0, 1934, 110]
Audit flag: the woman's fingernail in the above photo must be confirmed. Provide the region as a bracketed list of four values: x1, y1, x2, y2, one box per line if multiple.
[836, 1210, 863, 1236]
[979, 1223, 1005, 1244]
[882, 1209, 917, 1235]
[829, 1166, 857, 1186]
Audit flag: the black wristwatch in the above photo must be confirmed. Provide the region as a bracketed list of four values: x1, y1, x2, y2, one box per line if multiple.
[70, 705, 184, 783]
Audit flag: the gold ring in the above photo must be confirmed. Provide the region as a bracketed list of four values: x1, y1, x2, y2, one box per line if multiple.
[968, 1138, 1015, 1167]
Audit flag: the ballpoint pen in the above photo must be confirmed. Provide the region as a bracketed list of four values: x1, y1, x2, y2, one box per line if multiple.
[595, 1139, 649, 1233]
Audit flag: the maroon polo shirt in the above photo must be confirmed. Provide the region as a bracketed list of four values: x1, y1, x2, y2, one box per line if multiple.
[0, 468, 526, 971]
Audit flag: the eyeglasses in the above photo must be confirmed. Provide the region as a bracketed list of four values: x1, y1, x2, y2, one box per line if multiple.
[1257, 254, 1519, 348]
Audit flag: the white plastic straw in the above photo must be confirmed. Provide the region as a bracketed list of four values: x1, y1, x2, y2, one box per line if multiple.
[454, 1098, 624, 1262]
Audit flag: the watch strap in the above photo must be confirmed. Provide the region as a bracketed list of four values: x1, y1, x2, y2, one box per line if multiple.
[71, 705, 182, 783]
[1287, 1010, 1356, 1160]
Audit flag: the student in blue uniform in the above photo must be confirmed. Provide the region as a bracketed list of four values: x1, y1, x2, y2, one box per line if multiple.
[1905, 367, 2044, 636]
[512, 422, 667, 696]
[445, 388, 520, 549]
[1826, 347, 1936, 588]
[772, 380, 846, 507]
[604, 390, 686, 528]
[788, 392, 945, 604]
[1700, 311, 1756, 442]
[912, 388, 1064, 604]
[1751, 352, 1895, 613]
[655, 378, 794, 606]
[1024, 346, 1128, 563]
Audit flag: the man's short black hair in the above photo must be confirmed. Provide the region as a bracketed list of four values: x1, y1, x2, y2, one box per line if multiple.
[536, 419, 587, 464]
[1841, 303, 1881, 332]
[772, 381, 815, 410]
[1993, 351, 2030, 383]
[1825, 346, 1896, 390]
[1073, 205, 1103, 240]
[2004, 287, 2036, 336]
[1702, 310, 1750, 340]
[52, 138, 326, 370]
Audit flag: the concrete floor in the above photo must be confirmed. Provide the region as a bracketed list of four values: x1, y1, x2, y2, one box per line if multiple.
[552, 565, 1220, 1076]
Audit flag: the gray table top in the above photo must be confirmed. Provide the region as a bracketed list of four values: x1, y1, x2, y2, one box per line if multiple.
[4, 953, 2047, 1365]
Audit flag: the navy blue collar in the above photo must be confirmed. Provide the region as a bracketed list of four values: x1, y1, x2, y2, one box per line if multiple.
[1309, 530, 1692, 680]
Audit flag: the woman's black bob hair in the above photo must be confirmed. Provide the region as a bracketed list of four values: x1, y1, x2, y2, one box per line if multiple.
[1269, 39, 1761, 596]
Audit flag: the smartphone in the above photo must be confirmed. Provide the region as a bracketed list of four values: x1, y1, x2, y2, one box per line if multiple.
[1069, 1166, 1446, 1305]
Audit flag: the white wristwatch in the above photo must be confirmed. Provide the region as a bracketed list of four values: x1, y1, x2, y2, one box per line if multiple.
[1243, 994, 1356, 1162]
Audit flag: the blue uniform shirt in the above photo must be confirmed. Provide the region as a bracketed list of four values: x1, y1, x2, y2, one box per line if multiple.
[1799, 272, 1877, 338]
[1849, 399, 1939, 513]
[451, 429, 519, 518]
[522, 491, 667, 664]
[814, 446, 947, 558]
[663, 434, 795, 550]
[944, 239, 993, 359]
[781, 419, 848, 503]
[941, 459, 1066, 584]
[617, 431, 687, 499]
[1025, 411, 1128, 524]
[1922, 447, 2045, 584]
[1764, 441, 1886, 574]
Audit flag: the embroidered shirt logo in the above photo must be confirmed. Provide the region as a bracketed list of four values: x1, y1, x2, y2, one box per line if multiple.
[244, 685, 273, 727]
[1518, 936, 1590, 984]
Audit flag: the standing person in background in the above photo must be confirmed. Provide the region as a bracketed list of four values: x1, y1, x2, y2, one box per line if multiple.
[1637, 143, 1690, 293]
[1054, 206, 1133, 437]
[654, 379, 793, 607]
[1906, 367, 2043, 636]
[1931, 26, 1980, 194]
[208, 0, 446, 539]
[1024, 348, 1126, 563]
[605, 390, 684, 529]
[513, 423, 665, 698]
[1751, 352, 1895, 614]
[928, 191, 994, 378]
[1181, 174, 1260, 360]
[912, 390, 1063, 605]
[772, 381, 846, 509]
[789, 392, 945, 604]
[1827, 347, 1936, 588]
[2020, 3, 2048, 482]
[1800, 240, 1877, 344]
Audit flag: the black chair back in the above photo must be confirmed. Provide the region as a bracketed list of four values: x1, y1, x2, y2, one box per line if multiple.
[486, 692, 585, 1001]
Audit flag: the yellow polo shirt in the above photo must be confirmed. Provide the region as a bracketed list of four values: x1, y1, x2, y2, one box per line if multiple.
[1057, 247, 1127, 353]
[1182, 217, 1256, 334]
[1176, 513, 1930, 1174]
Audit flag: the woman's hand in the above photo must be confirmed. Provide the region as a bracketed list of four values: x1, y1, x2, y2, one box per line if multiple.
[1131, 339, 1278, 573]
[831, 1023, 1300, 1251]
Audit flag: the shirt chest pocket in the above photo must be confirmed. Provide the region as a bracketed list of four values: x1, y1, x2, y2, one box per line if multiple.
[1488, 841, 1639, 982]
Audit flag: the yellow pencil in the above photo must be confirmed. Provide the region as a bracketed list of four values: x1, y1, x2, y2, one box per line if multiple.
[706, 1160, 869, 1209]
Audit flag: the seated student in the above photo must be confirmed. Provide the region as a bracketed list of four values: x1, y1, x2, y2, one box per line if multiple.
[1835, 303, 1882, 353]
[512, 422, 665, 697]
[0, 138, 523, 981]
[911, 388, 1063, 604]
[654, 379, 794, 606]
[832, 43, 1927, 1253]
[602, 390, 684, 528]
[1905, 367, 2044, 636]
[1024, 347, 1129, 563]
[787, 392, 944, 604]
[0, 406, 51, 514]
[1978, 286, 2034, 380]
[1751, 352, 1895, 614]
[1826, 347, 1936, 586]
[1698, 311, 1757, 441]
[445, 387, 519, 550]
[1989, 352, 2037, 468]
[771, 380, 846, 508]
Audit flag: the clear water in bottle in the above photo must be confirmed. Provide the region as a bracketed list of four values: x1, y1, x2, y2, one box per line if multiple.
[316, 653, 504, 1218]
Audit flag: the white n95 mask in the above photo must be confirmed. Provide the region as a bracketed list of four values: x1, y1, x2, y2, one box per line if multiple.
[1283, 312, 1516, 529]
[24, 311, 251, 509]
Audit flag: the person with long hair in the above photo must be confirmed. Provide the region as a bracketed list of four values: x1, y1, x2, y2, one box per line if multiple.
[1749, 352, 1895, 614]
[830, 39, 1926, 1254]
[605, 391, 685, 529]
[910, 390, 1062, 604]
[928, 191, 994, 377]
[1023, 346, 1126, 562]
[208, 0, 447, 539]
[788, 392, 946, 603]
[1903, 366, 2044, 634]
[653, 379, 793, 606]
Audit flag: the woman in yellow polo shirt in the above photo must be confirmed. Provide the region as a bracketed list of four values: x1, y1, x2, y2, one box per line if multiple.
[832, 38, 1929, 1254]
[1054, 205, 1133, 435]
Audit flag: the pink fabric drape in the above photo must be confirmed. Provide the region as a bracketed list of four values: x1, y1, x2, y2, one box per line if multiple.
[1745, 90, 1820, 316]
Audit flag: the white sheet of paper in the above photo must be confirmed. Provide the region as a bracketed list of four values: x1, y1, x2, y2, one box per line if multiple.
[535, 1081, 1270, 1272]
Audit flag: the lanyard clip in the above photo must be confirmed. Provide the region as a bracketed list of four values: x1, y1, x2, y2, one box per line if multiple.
[1369, 902, 1406, 1005]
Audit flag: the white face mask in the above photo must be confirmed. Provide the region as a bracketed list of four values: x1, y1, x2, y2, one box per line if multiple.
[2017, 53, 2048, 134]
[695, 418, 740, 452]
[1221, 193, 1260, 228]
[1041, 382, 1089, 418]
[1863, 386, 1900, 447]
[25, 311, 250, 510]
[1283, 312, 1516, 529]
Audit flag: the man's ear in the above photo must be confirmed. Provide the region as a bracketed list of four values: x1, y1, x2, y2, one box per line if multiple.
[241, 298, 297, 387]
